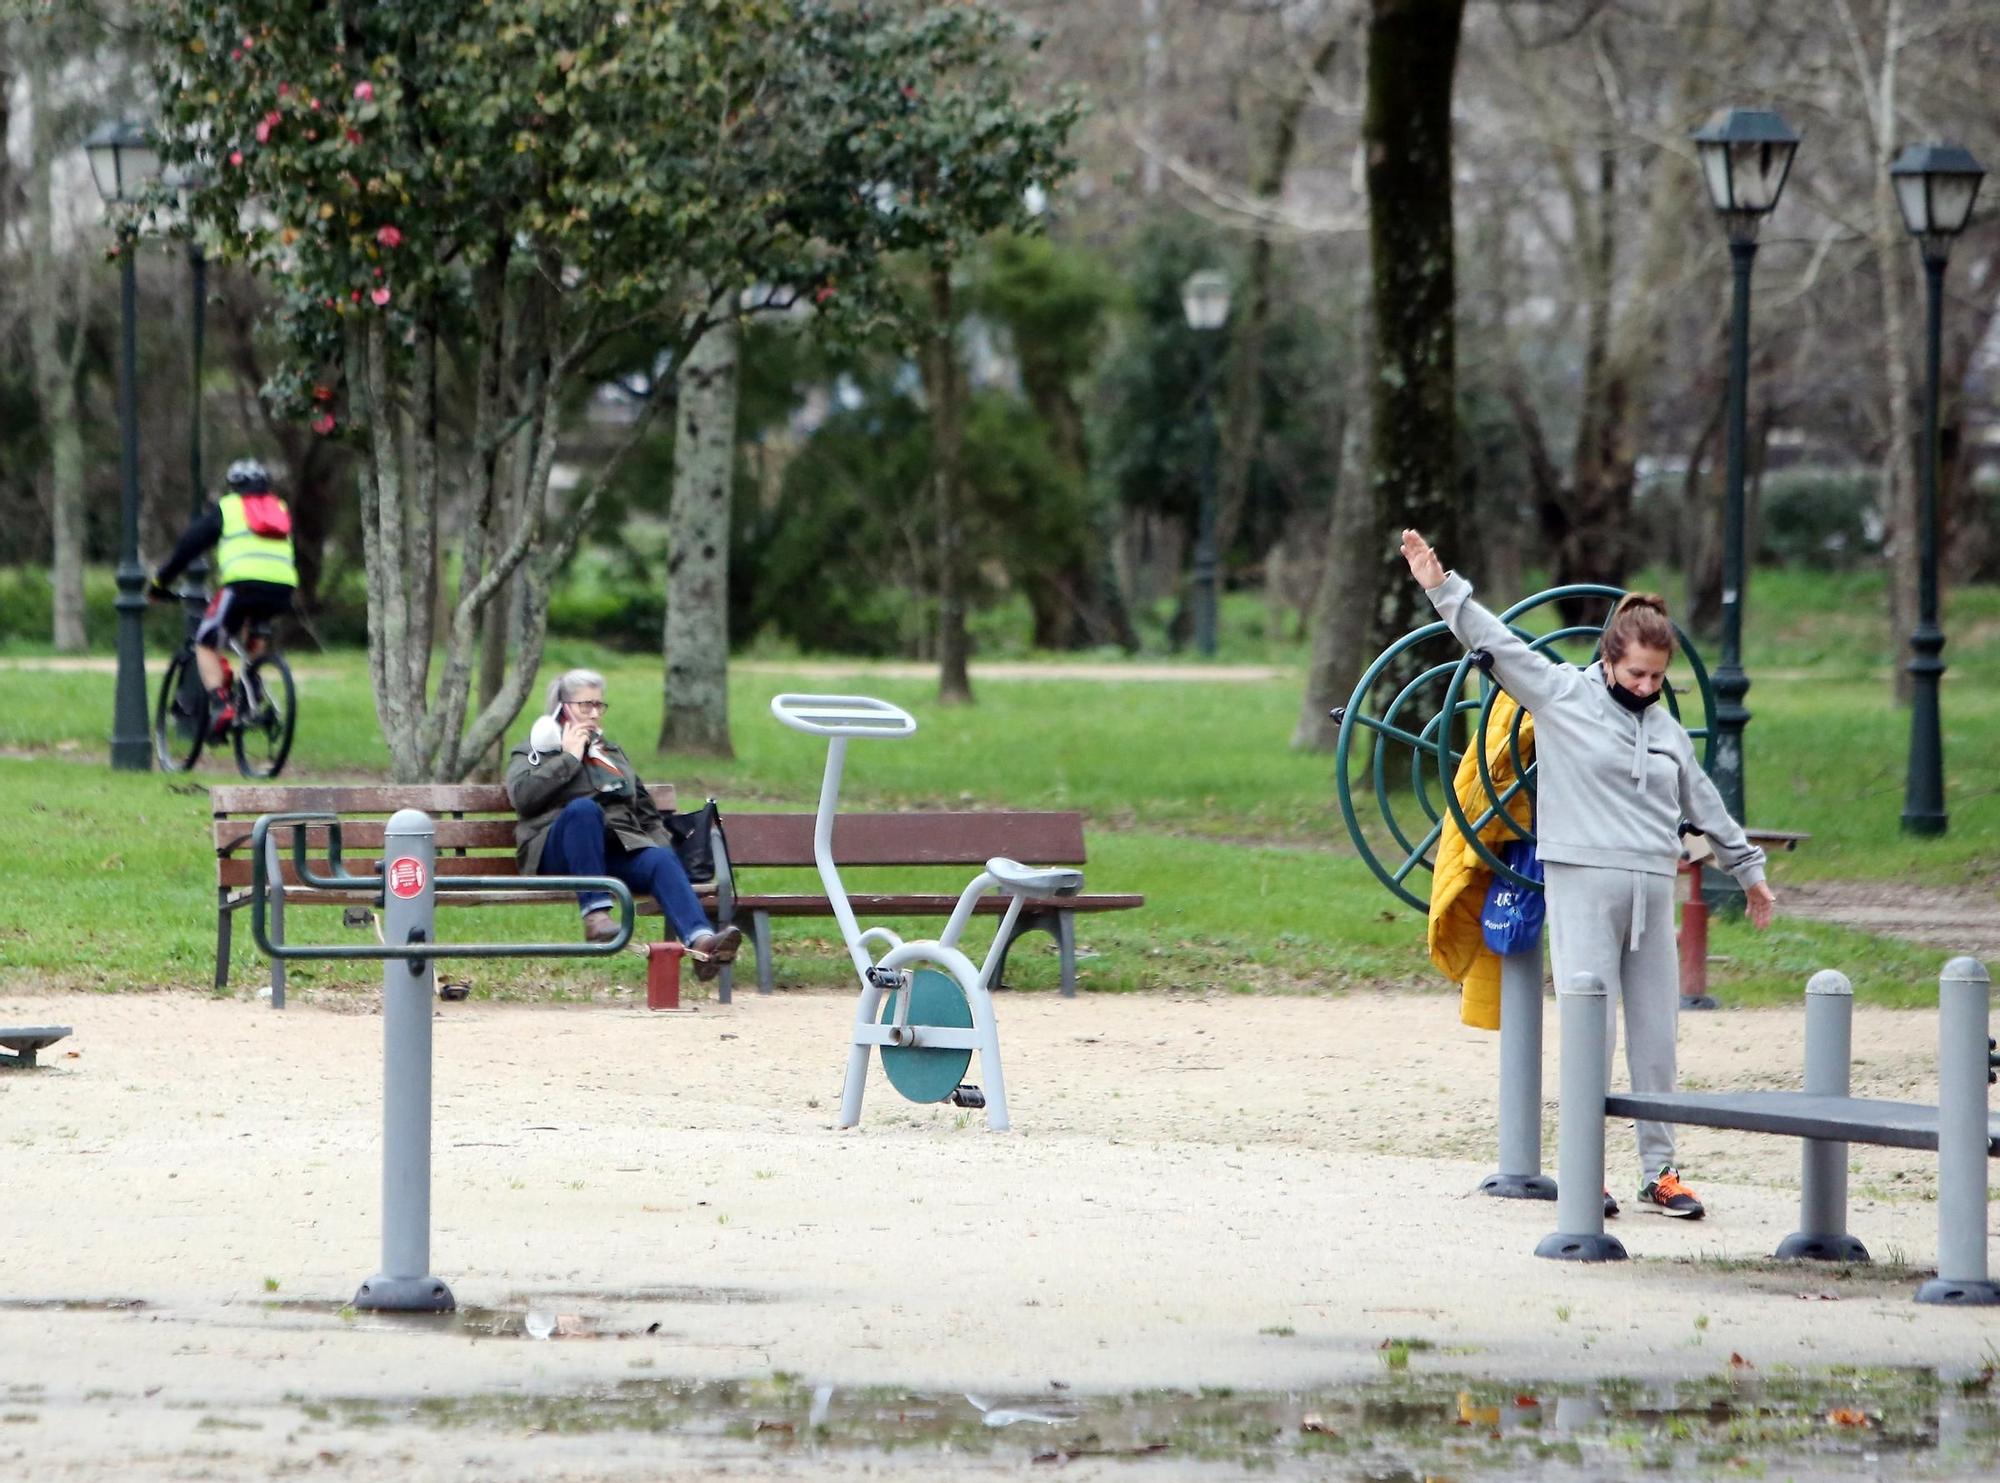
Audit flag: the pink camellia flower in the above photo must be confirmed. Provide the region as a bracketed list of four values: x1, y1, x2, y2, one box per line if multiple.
[346, 128, 362, 146]
[311, 412, 335, 436]
[350, 289, 363, 303]
[354, 81, 374, 102]
[230, 47, 242, 61]
[371, 287, 392, 307]
[309, 97, 320, 111]
[229, 150, 244, 167]
[242, 35, 254, 50]
[375, 225, 402, 248]
[255, 119, 272, 143]
[312, 384, 333, 403]
[277, 82, 290, 97]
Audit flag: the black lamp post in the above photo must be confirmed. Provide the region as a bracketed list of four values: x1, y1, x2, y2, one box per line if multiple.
[1689, 107, 1799, 865]
[173, 169, 212, 631]
[84, 120, 163, 772]
[1889, 142, 1984, 837]
[1181, 268, 1231, 658]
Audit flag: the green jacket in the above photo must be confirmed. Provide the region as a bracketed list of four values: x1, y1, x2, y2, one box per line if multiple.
[504, 735, 671, 873]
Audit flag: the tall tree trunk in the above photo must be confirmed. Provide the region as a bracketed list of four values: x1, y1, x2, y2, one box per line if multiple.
[1293, 409, 1372, 751]
[660, 305, 740, 757]
[924, 262, 974, 705]
[1836, 0, 1917, 702]
[1362, 0, 1467, 654]
[24, 48, 88, 652]
[1212, 22, 1345, 566]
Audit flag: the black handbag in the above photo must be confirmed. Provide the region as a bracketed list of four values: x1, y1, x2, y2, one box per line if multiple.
[664, 797, 728, 887]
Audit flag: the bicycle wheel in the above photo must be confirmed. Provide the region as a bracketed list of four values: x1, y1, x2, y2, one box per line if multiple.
[233, 652, 296, 778]
[153, 648, 208, 773]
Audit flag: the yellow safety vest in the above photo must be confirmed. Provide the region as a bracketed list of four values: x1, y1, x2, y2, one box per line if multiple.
[215, 494, 299, 587]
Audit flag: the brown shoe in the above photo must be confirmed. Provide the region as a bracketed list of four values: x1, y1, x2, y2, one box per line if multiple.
[582, 910, 620, 945]
[688, 925, 744, 981]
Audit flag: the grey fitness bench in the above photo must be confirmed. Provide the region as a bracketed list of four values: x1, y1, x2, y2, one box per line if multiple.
[1539, 959, 2000, 1304]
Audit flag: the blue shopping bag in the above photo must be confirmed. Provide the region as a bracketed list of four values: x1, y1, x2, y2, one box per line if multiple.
[1480, 837, 1545, 954]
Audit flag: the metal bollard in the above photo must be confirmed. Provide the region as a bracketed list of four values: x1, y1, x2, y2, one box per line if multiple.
[1479, 943, 1556, 1200]
[354, 809, 454, 1313]
[1776, 970, 1868, 1262]
[265, 829, 287, 1010]
[1916, 957, 1998, 1305]
[1536, 972, 1626, 1262]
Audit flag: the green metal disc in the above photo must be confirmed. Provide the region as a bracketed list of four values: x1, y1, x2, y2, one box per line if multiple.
[878, 968, 974, 1104]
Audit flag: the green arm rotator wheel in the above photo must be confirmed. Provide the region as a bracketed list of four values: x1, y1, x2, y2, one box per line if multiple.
[877, 968, 974, 1104]
[1333, 584, 1716, 913]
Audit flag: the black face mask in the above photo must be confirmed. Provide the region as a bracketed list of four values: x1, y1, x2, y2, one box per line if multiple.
[1608, 680, 1662, 714]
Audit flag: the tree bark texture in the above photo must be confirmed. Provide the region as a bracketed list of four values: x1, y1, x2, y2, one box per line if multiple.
[1212, 21, 1344, 568]
[1293, 406, 1373, 751]
[660, 305, 740, 758]
[925, 262, 974, 705]
[1362, 0, 1467, 657]
[24, 48, 89, 653]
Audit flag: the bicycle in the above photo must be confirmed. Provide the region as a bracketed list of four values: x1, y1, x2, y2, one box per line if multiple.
[151, 588, 298, 778]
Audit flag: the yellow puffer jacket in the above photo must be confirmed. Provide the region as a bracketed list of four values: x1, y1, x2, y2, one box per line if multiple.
[1426, 693, 1535, 1030]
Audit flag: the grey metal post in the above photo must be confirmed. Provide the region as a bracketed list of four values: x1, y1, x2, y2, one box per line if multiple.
[1777, 970, 1867, 1261]
[354, 809, 454, 1312]
[1916, 957, 1997, 1305]
[1536, 972, 1626, 1261]
[1480, 943, 1555, 1200]
[265, 829, 286, 1010]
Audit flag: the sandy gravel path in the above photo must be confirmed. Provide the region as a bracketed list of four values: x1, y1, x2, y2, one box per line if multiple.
[2, 986, 1995, 1479]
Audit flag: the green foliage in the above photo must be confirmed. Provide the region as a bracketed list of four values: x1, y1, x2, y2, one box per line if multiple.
[1757, 467, 1883, 571]
[1089, 212, 1349, 556]
[147, 0, 1077, 424]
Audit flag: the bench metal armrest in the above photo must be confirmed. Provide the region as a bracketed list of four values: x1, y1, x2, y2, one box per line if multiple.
[249, 811, 636, 962]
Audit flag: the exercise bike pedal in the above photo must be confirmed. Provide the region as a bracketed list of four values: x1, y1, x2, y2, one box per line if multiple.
[949, 1085, 985, 1110]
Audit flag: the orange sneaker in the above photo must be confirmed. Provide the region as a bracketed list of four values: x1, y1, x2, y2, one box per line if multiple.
[1639, 1165, 1705, 1219]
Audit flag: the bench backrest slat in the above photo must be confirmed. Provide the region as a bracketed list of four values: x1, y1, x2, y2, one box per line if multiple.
[211, 789, 1088, 877]
[722, 812, 1085, 867]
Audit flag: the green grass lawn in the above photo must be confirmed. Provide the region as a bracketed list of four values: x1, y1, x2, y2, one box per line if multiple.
[0, 569, 1993, 1008]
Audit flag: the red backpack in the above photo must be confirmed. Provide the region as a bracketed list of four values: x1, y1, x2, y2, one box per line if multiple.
[240, 493, 292, 538]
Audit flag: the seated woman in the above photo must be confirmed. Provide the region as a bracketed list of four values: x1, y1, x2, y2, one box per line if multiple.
[505, 668, 743, 977]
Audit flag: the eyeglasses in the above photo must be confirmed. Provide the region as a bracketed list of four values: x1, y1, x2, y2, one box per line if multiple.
[569, 699, 608, 713]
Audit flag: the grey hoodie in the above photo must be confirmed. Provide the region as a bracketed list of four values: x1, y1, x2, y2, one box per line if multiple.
[1427, 573, 1766, 889]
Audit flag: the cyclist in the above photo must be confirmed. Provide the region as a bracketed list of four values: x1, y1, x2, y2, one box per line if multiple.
[151, 458, 298, 735]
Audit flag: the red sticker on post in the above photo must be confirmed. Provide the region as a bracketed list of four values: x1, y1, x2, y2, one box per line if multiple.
[387, 856, 427, 899]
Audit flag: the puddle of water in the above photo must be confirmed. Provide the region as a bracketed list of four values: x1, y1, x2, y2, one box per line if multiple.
[296, 1366, 2000, 1478]
[0, 1298, 149, 1313]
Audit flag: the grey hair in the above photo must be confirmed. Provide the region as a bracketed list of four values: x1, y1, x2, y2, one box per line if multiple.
[544, 667, 606, 712]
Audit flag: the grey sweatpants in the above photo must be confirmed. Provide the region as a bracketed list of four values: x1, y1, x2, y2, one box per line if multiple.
[1543, 862, 1681, 1184]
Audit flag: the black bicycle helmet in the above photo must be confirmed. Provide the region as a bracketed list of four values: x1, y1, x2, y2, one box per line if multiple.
[225, 458, 271, 494]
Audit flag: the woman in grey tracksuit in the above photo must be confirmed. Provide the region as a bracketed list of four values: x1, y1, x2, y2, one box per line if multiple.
[1401, 530, 1776, 1218]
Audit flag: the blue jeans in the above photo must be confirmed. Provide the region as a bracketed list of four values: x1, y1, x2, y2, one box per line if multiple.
[538, 797, 713, 945]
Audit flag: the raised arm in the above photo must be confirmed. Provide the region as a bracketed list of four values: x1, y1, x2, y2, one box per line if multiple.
[1400, 529, 1576, 714]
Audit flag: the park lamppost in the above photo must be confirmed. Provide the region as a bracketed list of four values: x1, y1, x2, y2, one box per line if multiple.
[1889, 142, 1984, 837]
[170, 168, 212, 631]
[1690, 107, 1798, 849]
[1181, 268, 1231, 657]
[84, 119, 163, 771]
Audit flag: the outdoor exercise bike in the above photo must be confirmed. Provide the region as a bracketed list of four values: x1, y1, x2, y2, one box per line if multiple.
[770, 694, 1083, 1132]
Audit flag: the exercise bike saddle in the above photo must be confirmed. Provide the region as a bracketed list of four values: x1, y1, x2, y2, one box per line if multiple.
[986, 858, 1083, 899]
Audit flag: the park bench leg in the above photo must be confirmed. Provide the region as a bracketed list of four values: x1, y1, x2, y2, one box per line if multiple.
[215, 888, 235, 990]
[753, 910, 774, 994]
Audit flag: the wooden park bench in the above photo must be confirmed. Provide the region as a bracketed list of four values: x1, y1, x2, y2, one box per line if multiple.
[210, 786, 1141, 1003]
[210, 783, 690, 1006]
[718, 810, 1144, 997]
